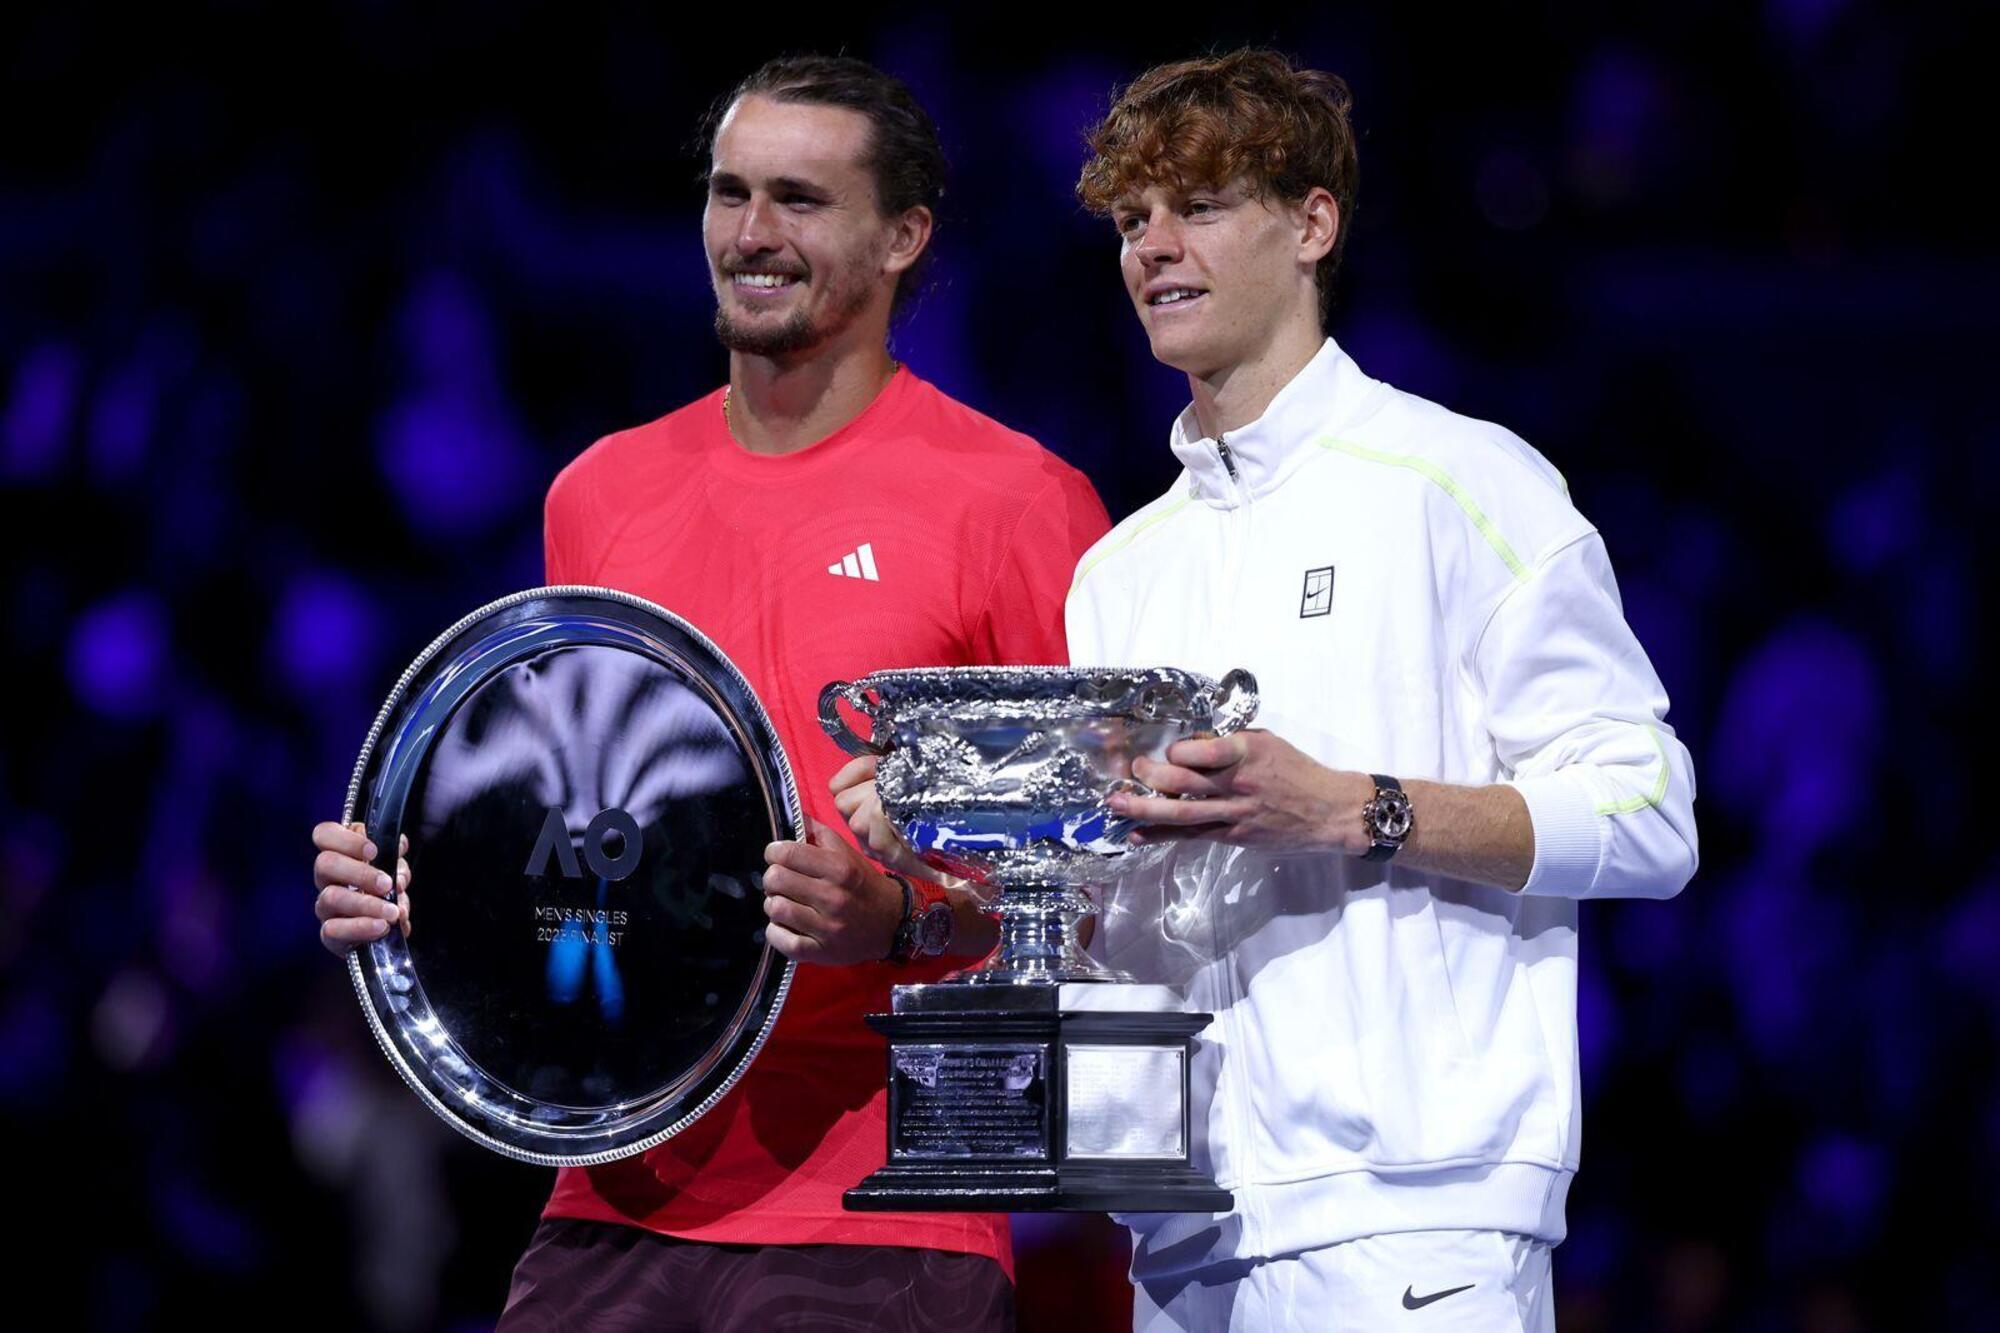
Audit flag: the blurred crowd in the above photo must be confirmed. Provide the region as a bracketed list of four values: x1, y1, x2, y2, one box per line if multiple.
[3, 4, 1994, 1329]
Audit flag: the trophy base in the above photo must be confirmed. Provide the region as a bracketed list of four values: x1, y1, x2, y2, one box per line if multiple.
[947, 956, 1136, 986]
[844, 1161, 1232, 1213]
[845, 983, 1231, 1214]
[946, 886, 1133, 985]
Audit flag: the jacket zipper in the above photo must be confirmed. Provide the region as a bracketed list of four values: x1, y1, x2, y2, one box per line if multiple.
[1210, 430, 1259, 1236]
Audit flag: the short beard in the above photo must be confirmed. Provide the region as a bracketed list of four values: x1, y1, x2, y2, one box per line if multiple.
[715, 306, 819, 356]
[711, 249, 880, 359]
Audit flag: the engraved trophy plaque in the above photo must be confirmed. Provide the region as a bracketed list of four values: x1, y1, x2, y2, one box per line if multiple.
[343, 587, 801, 1164]
[818, 665, 1257, 1211]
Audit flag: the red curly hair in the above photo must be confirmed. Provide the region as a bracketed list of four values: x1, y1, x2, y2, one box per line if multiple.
[1077, 48, 1360, 322]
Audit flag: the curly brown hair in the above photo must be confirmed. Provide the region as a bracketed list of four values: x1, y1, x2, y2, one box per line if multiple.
[1077, 49, 1359, 324]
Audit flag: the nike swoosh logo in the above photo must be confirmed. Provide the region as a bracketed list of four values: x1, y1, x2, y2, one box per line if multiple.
[1402, 1283, 1475, 1310]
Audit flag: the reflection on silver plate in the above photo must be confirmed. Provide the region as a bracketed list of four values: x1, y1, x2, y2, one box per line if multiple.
[341, 587, 801, 1165]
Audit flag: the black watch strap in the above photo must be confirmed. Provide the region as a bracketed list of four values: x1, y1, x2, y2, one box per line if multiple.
[1361, 773, 1409, 862]
[883, 872, 918, 964]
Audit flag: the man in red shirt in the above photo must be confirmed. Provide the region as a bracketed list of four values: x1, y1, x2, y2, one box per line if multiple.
[311, 56, 1108, 1330]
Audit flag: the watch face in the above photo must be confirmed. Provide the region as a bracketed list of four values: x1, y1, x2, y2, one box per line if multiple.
[916, 903, 954, 956]
[1371, 790, 1414, 841]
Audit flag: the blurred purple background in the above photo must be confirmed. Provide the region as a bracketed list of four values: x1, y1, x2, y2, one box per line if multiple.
[4, 4, 1996, 1329]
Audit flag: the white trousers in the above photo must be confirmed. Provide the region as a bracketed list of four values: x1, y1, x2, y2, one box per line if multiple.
[1132, 1231, 1554, 1332]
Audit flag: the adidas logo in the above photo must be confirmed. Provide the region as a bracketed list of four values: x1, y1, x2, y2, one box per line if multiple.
[828, 542, 881, 581]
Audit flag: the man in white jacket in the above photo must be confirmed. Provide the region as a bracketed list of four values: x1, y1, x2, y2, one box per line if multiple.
[1060, 49, 1698, 1330]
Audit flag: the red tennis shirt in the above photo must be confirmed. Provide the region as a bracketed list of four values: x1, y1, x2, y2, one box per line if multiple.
[537, 366, 1110, 1273]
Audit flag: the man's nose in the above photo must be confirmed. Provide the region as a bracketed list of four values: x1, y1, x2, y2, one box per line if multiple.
[1136, 214, 1183, 266]
[735, 196, 782, 253]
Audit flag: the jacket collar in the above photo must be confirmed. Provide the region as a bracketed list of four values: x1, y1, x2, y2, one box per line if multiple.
[1169, 337, 1385, 506]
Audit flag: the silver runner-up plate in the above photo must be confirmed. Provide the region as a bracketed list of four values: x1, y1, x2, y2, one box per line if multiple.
[340, 587, 801, 1165]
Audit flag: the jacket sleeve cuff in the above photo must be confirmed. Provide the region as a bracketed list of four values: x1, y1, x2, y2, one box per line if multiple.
[1506, 771, 1604, 896]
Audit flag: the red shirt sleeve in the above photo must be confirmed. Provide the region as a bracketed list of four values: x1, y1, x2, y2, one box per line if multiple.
[543, 487, 565, 584]
[542, 452, 602, 586]
[967, 462, 1112, 666]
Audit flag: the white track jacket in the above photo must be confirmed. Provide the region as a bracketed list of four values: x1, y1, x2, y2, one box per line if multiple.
[1065, 338, 1697, 1277]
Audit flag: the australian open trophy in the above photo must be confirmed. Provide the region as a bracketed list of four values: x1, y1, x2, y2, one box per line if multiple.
[818, 665, 1257, 1211]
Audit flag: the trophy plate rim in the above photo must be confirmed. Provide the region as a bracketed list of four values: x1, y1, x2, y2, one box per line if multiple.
[340, 584, 802, 1166]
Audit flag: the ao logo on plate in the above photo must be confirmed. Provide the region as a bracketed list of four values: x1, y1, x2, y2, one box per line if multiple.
[526, 807, 642, 881]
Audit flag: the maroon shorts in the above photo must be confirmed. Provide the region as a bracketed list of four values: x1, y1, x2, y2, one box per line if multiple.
[497, 1218, 1015, 1333]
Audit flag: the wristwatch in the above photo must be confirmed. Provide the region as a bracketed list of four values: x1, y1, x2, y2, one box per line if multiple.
[1360, 774, 1414, 862]
[885, 872, 953, 965]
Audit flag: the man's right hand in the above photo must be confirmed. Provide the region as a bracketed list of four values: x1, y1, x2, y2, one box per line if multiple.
[313, 821, 411, 956]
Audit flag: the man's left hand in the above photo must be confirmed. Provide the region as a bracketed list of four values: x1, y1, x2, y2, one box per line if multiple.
[761, 818, 906, 964]
[1110, 729, 1371, 855]
[830, 754, 932, 881]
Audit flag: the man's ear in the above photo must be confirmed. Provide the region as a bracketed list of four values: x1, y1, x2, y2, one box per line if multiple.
[1297, 187, 1339, 266]
[882, 205, 935, 277]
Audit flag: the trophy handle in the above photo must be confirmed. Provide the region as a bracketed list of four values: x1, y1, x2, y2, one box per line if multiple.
[1208, 667, 1260, 735]
[818, 680, 889, 756]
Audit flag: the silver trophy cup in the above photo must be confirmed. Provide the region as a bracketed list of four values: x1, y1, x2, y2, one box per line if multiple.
[818, 665, 1257, 1212]
[819, 665, 1259, 982]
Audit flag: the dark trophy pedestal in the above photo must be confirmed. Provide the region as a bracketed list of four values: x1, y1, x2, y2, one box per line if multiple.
[844, 984, 1232, 1213]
